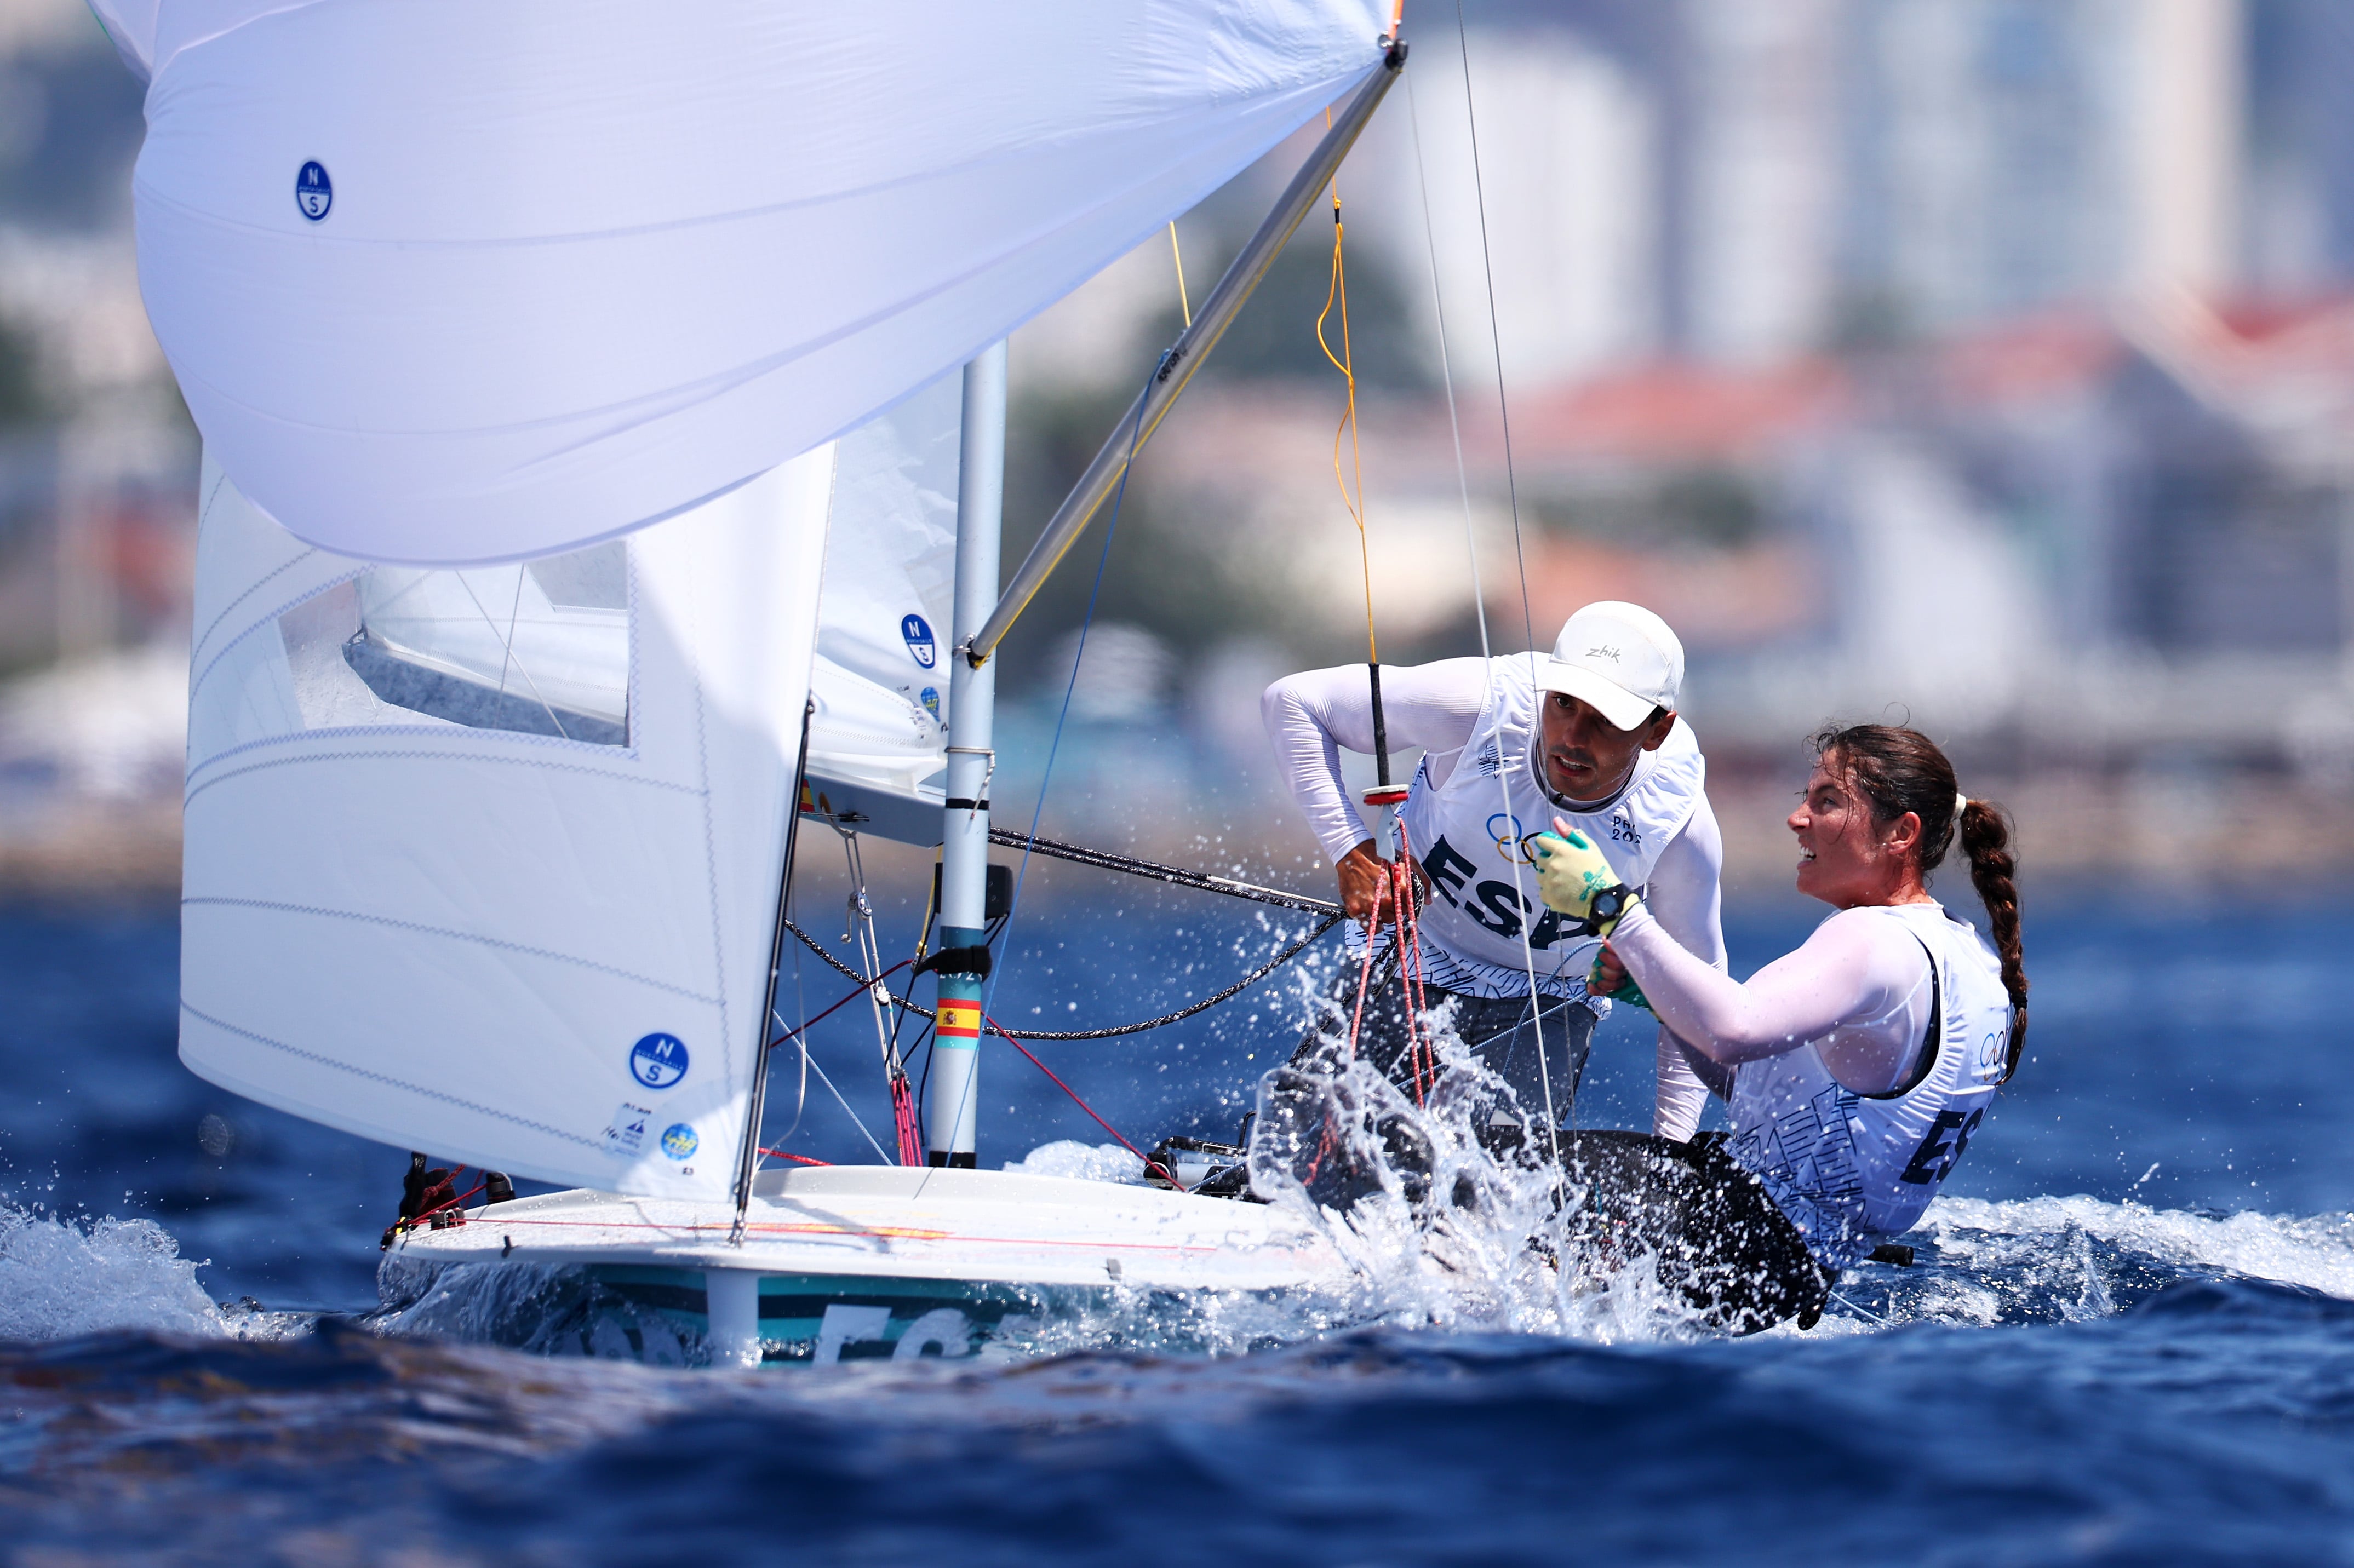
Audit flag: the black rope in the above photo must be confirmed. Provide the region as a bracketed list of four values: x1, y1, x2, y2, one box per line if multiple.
[777, 912, 1342, 1041]
[983, 828, 1341, 918]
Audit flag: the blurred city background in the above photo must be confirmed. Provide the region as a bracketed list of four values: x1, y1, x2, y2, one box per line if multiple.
[4, 0, 2353, 903]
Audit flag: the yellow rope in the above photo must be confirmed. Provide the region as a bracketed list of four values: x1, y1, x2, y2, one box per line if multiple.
[1314, 140, 1378, 667]
[1168, 221, 1192, 329]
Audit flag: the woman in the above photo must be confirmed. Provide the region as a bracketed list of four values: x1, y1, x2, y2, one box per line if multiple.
[1530, 723, 2027, 1334]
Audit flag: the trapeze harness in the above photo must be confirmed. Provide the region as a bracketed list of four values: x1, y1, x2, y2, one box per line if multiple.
[1723, 901, 2014, 1271]
[1395, 652, 1707, 1003]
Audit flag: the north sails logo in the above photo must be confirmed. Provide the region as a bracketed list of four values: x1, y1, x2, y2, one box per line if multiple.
[294, 160, 332, 221]
[901, 613, 937, 669]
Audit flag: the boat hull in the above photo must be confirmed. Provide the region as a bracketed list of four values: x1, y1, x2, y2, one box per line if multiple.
[389, 1163, 1344, 1364]
[581, 1264, 1047, 1363]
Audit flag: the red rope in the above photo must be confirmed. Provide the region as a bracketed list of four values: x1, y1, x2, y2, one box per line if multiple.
[758, 1148, 833, 1167]
[1344, 882, 1388, 1063]
[409, 1168, 484, 1227]
[889, 1071, 923, 1168]
[1394, 822, 1435, 1101]
[1343, 839, 1435, 1102]
[986, 1014, 1184, 1188]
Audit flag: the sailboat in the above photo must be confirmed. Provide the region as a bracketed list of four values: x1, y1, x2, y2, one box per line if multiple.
[107, 0, 1411, 1363]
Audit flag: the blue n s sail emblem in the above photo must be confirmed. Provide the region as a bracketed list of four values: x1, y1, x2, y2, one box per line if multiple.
[629, 1032, 689, 1090]
[295, 161, 333, 221]
[902, 614, 936, 668]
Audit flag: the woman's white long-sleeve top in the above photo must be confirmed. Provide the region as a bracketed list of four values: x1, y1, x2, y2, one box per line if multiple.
[1605, 899, 1940, 1096]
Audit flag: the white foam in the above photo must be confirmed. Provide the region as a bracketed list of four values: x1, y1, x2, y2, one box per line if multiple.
[1923, 1193, 2354, 1301]
[1241, 1039, 1723, 1346]
[1232, 1015, 2354, 1344]
[1001, 1140, 1149, 1185]
[0, 1202, 231, 1341]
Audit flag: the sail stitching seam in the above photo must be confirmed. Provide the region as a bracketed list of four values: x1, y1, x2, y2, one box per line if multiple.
[190, 547, 316, 669]
[184, 745, 692, 808]
[194, 465, 230, 537]
[180, 1001, 605, 1150]
[181, 896, 718, 1004]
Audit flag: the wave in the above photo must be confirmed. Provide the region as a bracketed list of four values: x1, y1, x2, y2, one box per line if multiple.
[10, 1169, 2354, 1359]
[0, 1201, 287, 1342]
[1927, 1194, 2354, 1293]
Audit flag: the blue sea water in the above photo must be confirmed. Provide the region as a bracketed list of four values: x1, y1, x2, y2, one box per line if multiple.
[3, 886, 2353, 1564]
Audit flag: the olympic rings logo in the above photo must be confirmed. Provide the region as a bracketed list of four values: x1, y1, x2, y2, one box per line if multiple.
[1487, 812, 1543, 865]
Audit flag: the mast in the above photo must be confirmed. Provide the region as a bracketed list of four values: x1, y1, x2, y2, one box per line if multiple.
[926, 341, 1007, 1167]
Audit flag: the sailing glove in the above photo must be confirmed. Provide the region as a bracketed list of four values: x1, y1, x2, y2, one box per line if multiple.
[1531, 824, 1637, 936]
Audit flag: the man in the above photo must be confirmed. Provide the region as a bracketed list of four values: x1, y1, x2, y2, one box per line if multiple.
[1261, 601, 1724, 1142]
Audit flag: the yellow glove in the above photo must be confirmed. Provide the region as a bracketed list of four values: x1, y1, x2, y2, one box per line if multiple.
[1531, 825, 1637, 934]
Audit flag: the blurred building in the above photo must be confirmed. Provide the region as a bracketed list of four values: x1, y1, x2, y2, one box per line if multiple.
[10, 0, 2354, 886]
[0, 0, 194, 894]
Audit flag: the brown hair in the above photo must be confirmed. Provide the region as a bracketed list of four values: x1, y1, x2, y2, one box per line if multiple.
[1810, 723, 2029, 1080]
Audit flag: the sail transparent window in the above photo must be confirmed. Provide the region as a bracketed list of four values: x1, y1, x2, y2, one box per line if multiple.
[225, 543, 629, 745]
[340, 544, 630, 745]
[188, 543, 631, 774]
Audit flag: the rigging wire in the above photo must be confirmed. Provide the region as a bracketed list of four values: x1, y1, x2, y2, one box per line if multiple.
[1452, 0, 1538, 658]
[801, 1037, 895, 1165]
[988, 1014, 1182, 1186]
[450, 568, 574, 742]
[781, 910, 1339, 1042]
[753, 840, 815, 1158]
[765, 893, 907, 1165]
[1314, 120, 1380, 668]
[835, 825, 923, 1165]
[1414, 33, 1566, 1175]
[984, 826, 1339, 917]
[1313, 102, 1425, 1055]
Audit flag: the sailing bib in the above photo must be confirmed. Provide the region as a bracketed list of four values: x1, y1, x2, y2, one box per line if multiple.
[1393, 652, 1708, 1000]
[1725, 901, 2014, 1269]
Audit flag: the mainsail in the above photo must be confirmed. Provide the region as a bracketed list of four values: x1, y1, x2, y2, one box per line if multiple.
[102, 0, 1388, 563]
[128, 1, 1396, 1201]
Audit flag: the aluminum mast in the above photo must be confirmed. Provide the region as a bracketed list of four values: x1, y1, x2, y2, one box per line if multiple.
[926, 341, 1008, 1165]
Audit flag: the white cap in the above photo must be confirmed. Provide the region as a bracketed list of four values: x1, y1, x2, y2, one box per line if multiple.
[1540, 601, 1685, 732]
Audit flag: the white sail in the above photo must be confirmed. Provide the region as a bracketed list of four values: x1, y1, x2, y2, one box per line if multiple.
[179, 447, 832, 1197]
[110, 0, 1384, 565]
[805, 373, 962, 843]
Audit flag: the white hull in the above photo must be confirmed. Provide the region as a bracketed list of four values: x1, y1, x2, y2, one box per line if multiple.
[390, 1164, 1348, 1364]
